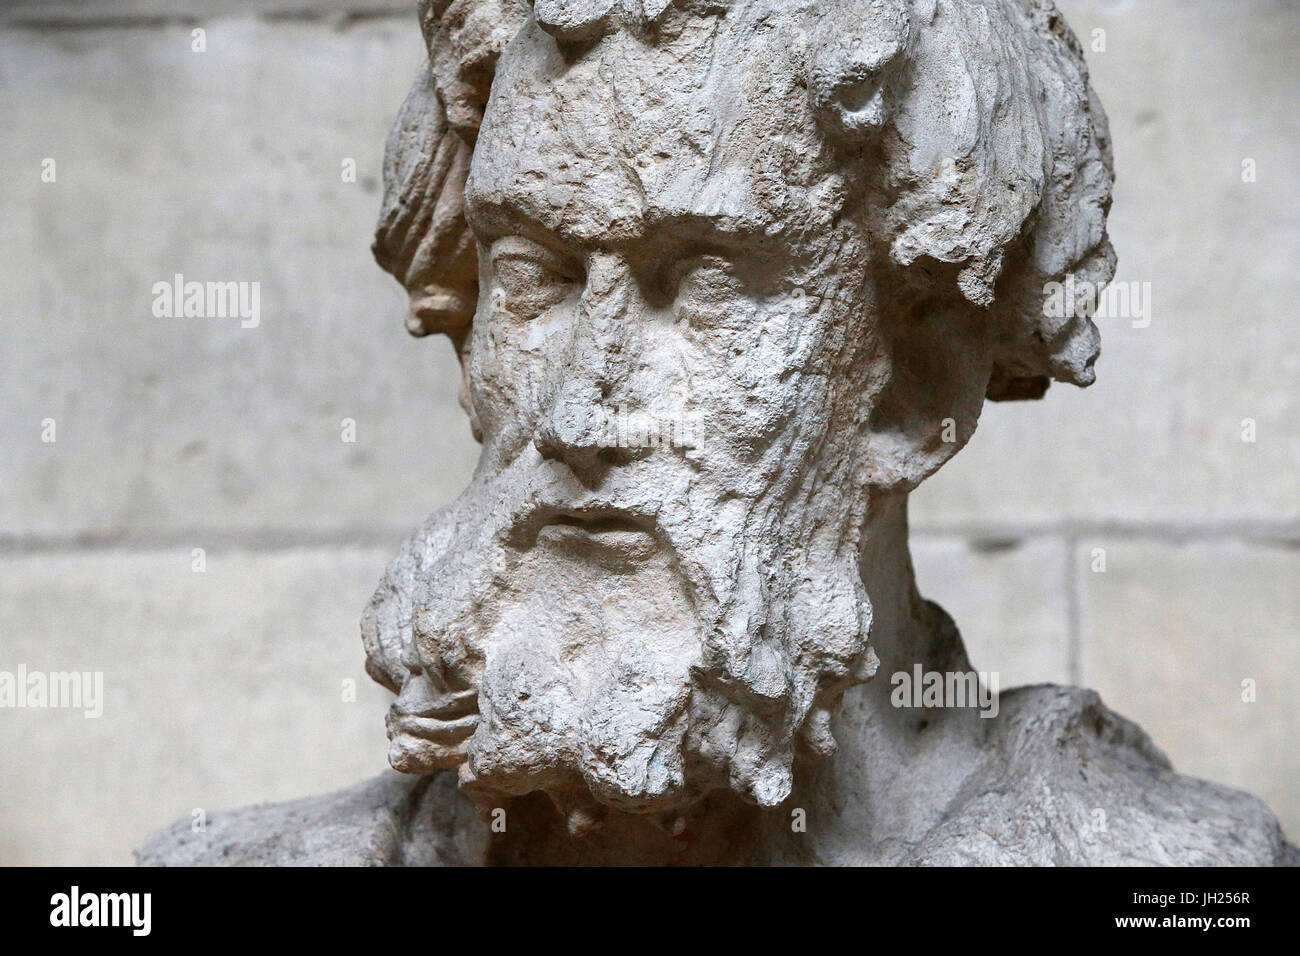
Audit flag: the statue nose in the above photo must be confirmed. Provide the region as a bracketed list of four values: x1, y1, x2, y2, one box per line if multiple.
[533, 339, 627, 467]
[533, 380, 608, 462]
[533, 260, 637, 469]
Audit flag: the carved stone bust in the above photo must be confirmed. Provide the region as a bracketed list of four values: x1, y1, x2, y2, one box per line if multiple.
[140, 0, 1295, 866]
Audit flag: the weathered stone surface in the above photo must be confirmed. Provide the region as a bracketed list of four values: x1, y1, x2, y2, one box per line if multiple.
[137, 771, 483, 866]
[356, 0, 1116, 828]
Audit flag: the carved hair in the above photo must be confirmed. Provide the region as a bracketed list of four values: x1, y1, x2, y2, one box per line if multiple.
[374, 0, 1114, 401]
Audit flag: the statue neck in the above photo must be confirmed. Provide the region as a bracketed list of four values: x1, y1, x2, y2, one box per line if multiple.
[856, 492, 972, 685]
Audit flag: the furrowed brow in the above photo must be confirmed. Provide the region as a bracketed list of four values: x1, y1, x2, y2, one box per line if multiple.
[465, 193, 592, 252]
[467, 191, 794, 265]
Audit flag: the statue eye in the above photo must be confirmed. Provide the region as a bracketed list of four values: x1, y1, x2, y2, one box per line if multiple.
[490, 237, 581, 318]
[672, 255, 745, 330]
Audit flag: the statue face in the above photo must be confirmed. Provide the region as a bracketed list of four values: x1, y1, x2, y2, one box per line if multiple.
[383, 15, 885, 821]
[464, 21, 878, 530]
[369, 0, 1114, 825]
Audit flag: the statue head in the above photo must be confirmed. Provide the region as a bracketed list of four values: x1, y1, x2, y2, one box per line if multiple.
[365, 0, 1113, 827]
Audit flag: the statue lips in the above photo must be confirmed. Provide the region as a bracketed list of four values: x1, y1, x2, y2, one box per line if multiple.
[533, 507, 659, 562]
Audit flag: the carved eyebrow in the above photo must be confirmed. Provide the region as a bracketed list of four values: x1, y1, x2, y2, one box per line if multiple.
[467, 190, 788, 261]
[641, 210, 782, 253]
[466, 194, 579, 250]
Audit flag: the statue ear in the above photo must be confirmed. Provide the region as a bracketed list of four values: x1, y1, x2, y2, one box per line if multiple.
[372, 63, 478, 342]
[860, 300, 992, 492]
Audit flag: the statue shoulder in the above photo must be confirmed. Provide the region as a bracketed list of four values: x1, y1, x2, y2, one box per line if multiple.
[909, 685, 1294, 866]
[135, 771, 484, 867]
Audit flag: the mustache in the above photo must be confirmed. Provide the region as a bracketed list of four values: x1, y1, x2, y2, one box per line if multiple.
[455, 452, 671, 544]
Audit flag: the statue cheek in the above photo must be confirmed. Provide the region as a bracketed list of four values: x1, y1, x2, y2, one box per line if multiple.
[468, 333, 576, 455]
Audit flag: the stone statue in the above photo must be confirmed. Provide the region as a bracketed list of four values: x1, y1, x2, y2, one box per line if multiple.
[140, 0, 1295, 866]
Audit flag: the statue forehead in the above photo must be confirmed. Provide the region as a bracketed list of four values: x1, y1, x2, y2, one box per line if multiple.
[465, 9, 830, 246]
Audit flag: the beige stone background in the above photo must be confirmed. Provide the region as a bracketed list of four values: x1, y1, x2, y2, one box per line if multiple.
[0, 0, 1295, 865]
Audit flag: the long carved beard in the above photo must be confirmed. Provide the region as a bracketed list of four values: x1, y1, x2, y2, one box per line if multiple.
[363, 452, 876, 823]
